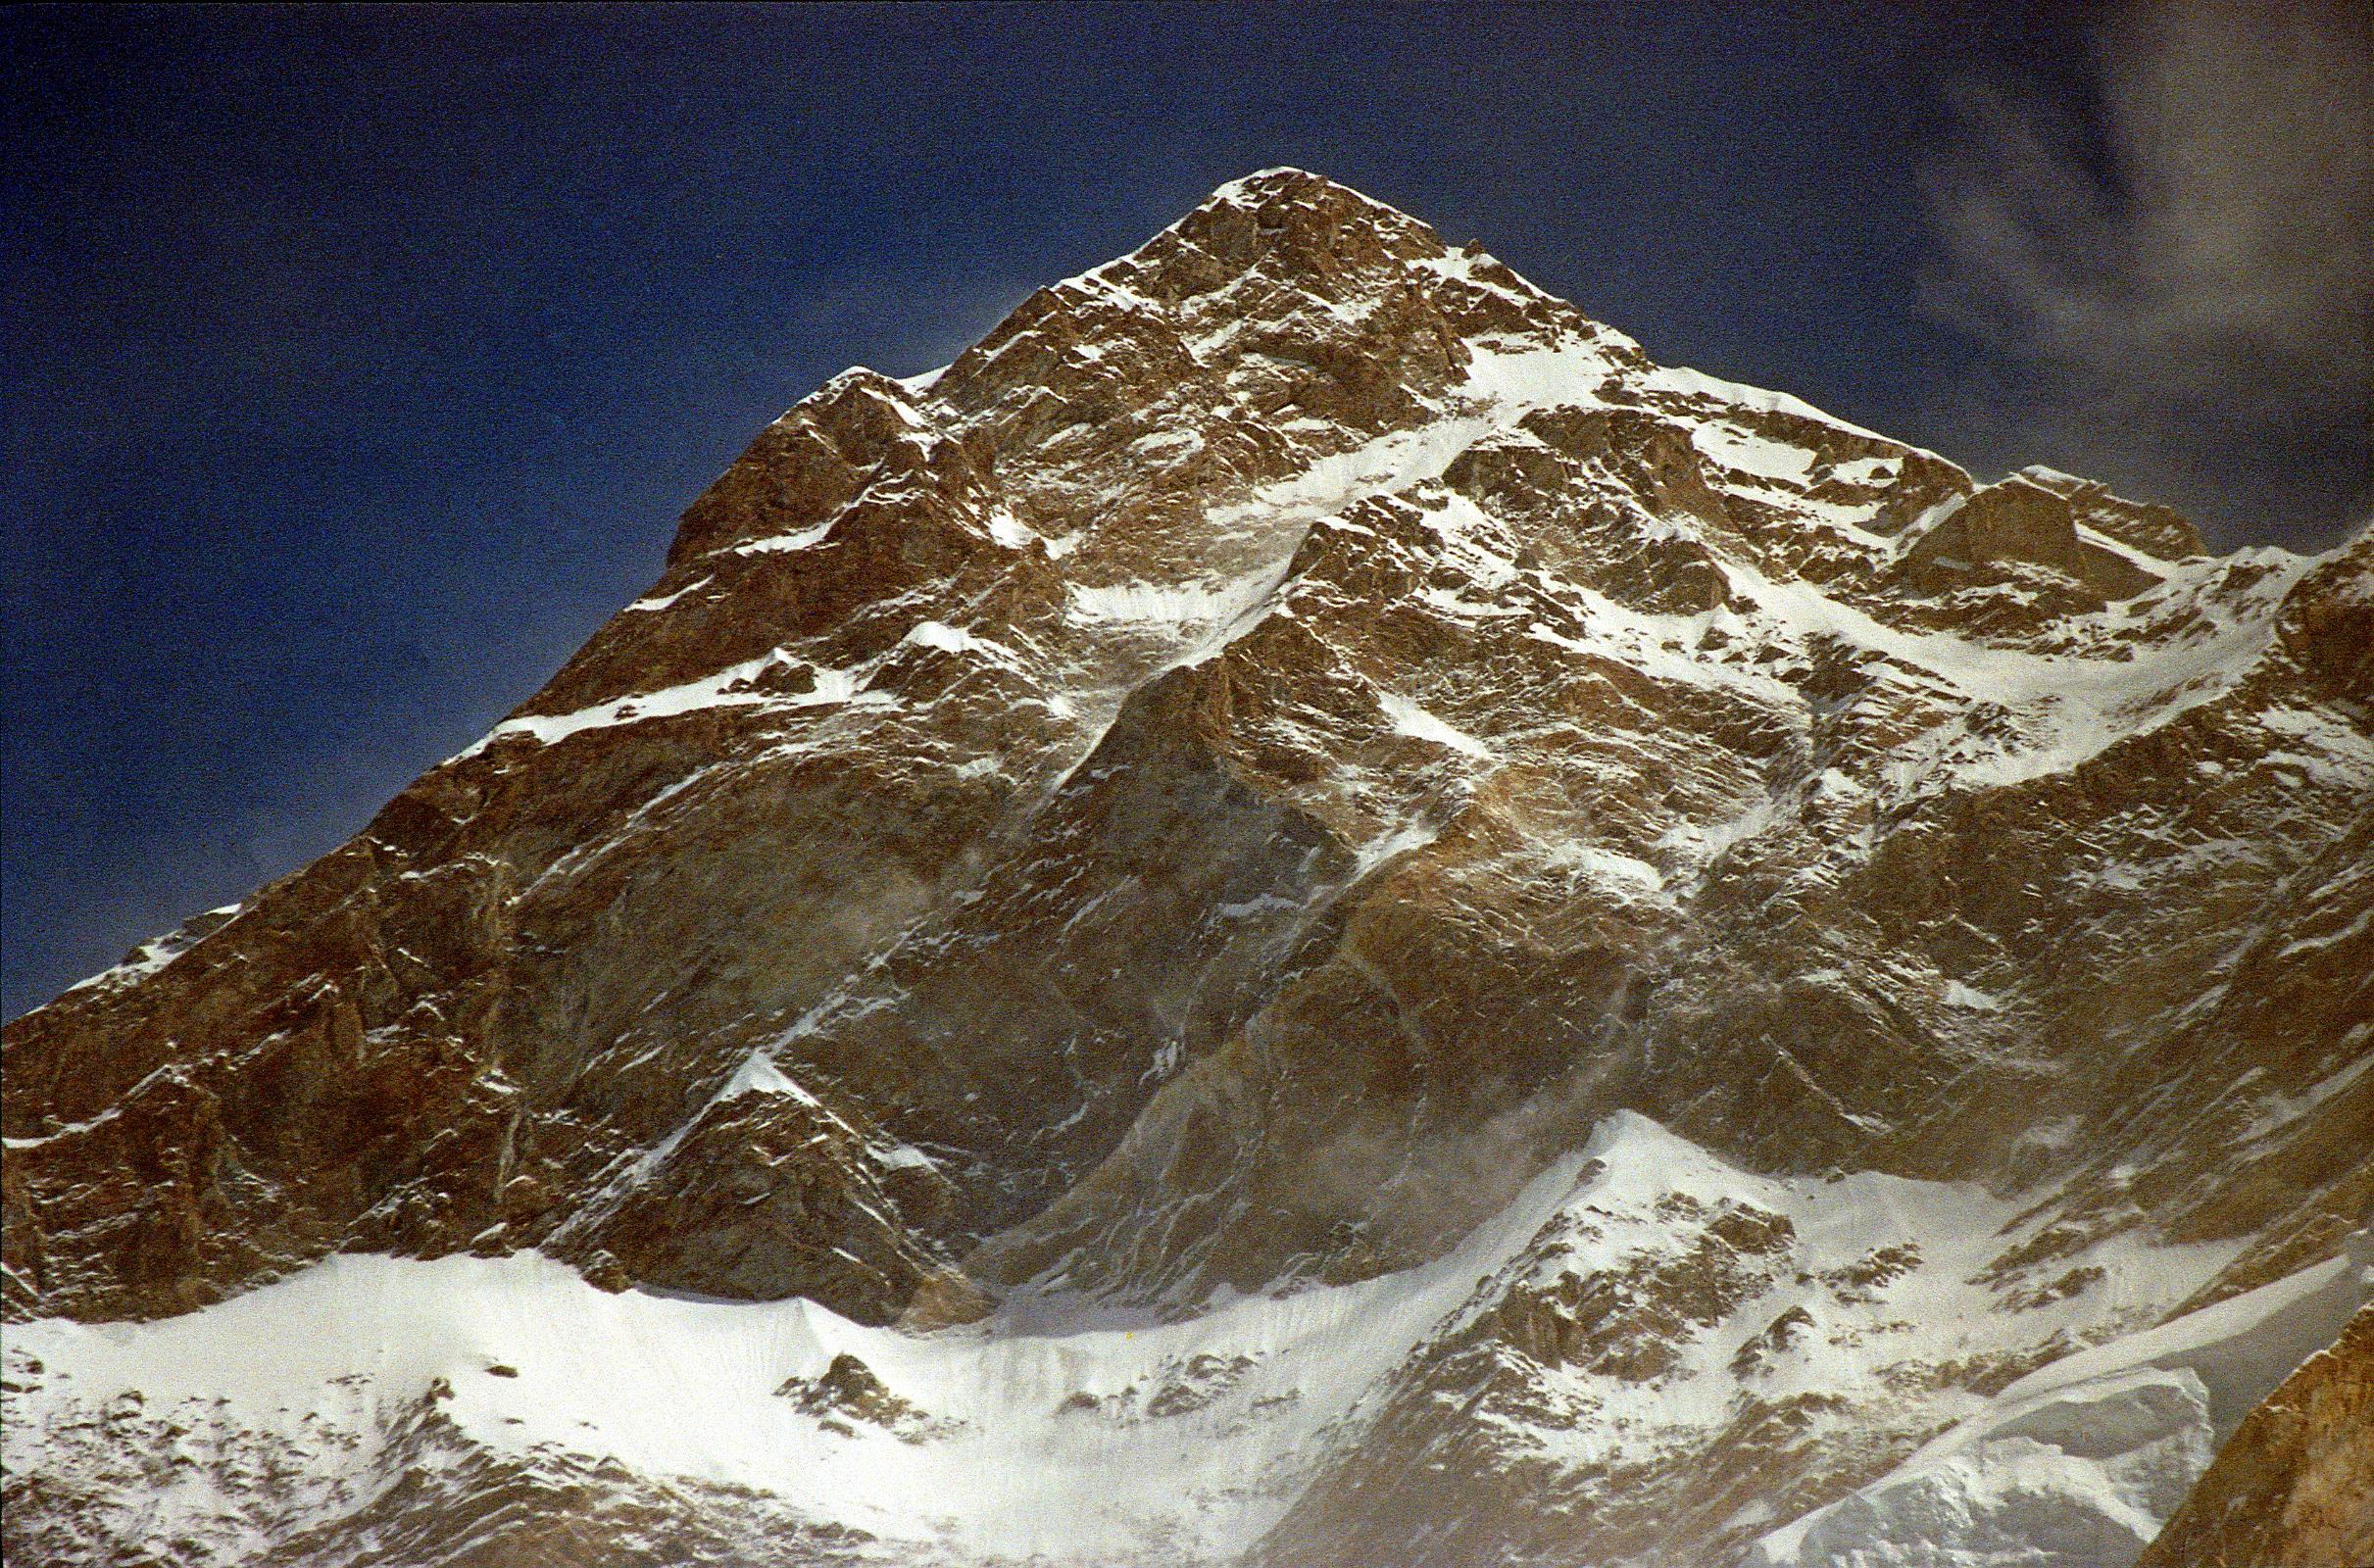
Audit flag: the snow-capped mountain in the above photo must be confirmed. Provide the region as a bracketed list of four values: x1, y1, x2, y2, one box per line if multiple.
[6, 169, 2369, 1567]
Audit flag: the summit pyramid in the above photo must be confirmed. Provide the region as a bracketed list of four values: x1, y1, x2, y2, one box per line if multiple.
[7, 170, 2369, 1568]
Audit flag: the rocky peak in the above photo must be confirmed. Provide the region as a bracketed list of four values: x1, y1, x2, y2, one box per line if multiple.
[6, 170, 2367, 1568]
[1119, 167, 1457, 298]
[932, 171, 1601, 441]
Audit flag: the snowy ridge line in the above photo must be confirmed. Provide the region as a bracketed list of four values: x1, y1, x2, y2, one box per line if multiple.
[444, 652, 882, 760]
[1641, 362, 1934, 459]
[48, 900, 247, 1001]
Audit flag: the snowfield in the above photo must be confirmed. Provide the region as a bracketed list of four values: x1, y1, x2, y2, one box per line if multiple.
[8, 1114, 2363, 1566]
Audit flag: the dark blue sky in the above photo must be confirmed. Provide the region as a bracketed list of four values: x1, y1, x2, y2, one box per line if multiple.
[5, 3, 2366, 1016]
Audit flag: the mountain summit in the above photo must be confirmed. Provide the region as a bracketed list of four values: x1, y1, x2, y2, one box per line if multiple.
[7, 171, 2369, 1568]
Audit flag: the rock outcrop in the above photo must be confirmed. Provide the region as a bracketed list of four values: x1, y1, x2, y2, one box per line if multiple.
[1899, 470, 2164, 601]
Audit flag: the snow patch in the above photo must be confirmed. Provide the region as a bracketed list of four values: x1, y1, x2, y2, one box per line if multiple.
[1066, 580, 1254, 626]
[1376, 691, 1492, 758]
[461, 655, 876, 755]
[623, 574, 714, 612]
[1692, 419, 1818, 483]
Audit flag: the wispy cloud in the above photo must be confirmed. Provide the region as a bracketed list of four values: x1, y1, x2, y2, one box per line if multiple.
[1918, 0, 2370, 546]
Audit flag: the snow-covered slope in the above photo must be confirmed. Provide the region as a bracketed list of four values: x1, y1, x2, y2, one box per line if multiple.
[7, 170, 2369, 1566]
[11, 1116, 2362, 1566]
[1749, 1233, 2374, 1568]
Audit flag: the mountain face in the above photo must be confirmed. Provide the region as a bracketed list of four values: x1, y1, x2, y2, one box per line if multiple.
[5, 169, 2369, 1568]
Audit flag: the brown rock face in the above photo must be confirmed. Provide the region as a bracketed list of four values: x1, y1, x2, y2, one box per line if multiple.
[2018, 463, 2209, 562]
[5, 168, 2370, 1568]
[1900, 472, 2162, 601]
